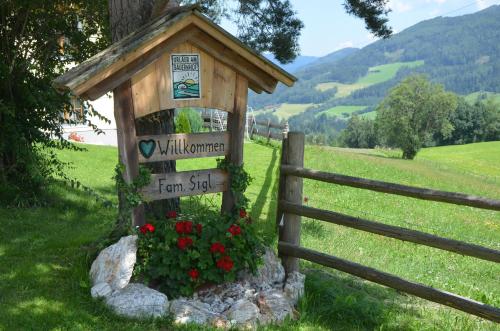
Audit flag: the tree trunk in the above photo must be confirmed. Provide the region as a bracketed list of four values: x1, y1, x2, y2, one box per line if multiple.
[109, 0, 180, 227]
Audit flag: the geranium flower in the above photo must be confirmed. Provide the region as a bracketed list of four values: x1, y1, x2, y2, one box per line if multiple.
[177, 237, 193, 250]
[196, 223, 202, 235]
[239, 209, 247, 218]
[210, 242, 225, 254]
[175, 221, 184, 234]
[183, 221, 193, 234]
[188, 268, 199, 280]
[228, 224, 241, 236]
[216, 255, 234, 272]
[166, 210, 177, 219]
[139, 223, 155, 234]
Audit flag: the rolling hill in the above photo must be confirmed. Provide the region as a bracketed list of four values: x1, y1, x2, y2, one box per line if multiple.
[249, 5, 500, 130]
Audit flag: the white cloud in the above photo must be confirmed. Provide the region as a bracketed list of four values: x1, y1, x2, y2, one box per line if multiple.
[389, 0, 413, 13]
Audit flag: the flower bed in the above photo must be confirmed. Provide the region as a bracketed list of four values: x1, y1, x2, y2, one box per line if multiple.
[135, 209, 263, 298]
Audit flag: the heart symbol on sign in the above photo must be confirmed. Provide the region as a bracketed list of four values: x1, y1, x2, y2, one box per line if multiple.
[139, 139, 156, 159]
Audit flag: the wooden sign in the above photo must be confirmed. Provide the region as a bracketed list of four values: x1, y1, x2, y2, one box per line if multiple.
[137, 132, 230, 163]
[171, 53, 200, 100]
[141, 168, 228, 201]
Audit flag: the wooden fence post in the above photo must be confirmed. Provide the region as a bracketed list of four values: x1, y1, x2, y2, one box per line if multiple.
[267, 119, 271, 143]
[278, 131, 304, 274]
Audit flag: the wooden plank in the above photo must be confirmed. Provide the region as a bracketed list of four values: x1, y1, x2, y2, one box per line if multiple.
[137, 132, 230, 163]
[280, 165, 500, 212]
[212, 60, 236, 111]
[131, 61, 160, 117]
[221, 74, 248, 213]
[141, 168, 228, 201]
[280, 201, 500, 263]
[278, 242, 500, 323]
[113, 80, 145, 226]
[279, 132, 305, 274]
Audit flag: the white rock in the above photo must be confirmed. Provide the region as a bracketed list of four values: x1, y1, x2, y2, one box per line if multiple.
[105, 283, 169, 318]
[239, 248, 285, 290]
[225, 299, 260, 329]
[257, 290, 294, 324]
[170, 298, 221, 325]
[91, 282, 113, 298]
[90, 235, 137, 290]
[283, 271, 306, 305]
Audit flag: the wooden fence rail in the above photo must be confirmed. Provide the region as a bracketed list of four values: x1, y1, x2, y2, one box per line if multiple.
[277, 132, 500, 323]
[249, 118, 288, 141]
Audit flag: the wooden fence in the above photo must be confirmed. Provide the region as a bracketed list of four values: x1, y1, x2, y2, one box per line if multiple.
[277, 132, 500, 323]
[249, 118, 288, 141]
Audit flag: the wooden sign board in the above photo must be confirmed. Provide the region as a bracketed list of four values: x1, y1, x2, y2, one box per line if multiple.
[141, 168, 228, 201]
[137, 132, 230, 163]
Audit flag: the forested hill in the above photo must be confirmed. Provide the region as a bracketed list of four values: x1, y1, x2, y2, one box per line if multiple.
[249, 5, 500, 109]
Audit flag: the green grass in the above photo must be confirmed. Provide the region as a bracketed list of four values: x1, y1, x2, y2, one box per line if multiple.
[1, 141, 500, 330]
[315, 60, 424, 99]
[316, 105, 368, 118]
[257, 103, 314, 120]
[360, 110, 377, 119]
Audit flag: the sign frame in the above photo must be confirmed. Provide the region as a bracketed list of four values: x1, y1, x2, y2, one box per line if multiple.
[170, 53, 201, 100]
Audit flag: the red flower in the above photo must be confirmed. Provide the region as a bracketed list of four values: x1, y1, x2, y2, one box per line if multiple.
[177, 237, 193, 250]
[188, 268, 199, 280]
[166, 210, 177, 219]
[228, 224, 241, 236]
[183, 221, 193, 234]
[175, 222, 184, 234]
[239, 209, 247, 218]
[196, 223, 202, 235]
[210, 242, 225, 254]
[139, 223, 155, 234]
[216, 255, 234, 272]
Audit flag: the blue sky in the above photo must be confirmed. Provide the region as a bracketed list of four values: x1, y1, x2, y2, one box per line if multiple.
[222, 0, 499, 57]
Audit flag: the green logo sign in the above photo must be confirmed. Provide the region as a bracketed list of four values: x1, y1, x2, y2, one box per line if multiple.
[171, 54, 200, 100]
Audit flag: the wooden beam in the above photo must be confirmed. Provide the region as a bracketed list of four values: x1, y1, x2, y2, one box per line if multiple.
[280, 201, 500, 263]
[221, 74, 248, 213]
[188, 33, 278, 93]
[113, 80, 145, 227]
[278, 242, 500, 323]
[280, 165, 500, 212]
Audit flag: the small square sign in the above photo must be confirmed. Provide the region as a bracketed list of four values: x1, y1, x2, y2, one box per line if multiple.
[171, 54, 201, 100]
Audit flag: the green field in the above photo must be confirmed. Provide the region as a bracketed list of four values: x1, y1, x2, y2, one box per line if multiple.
[316, 105, 368, 118]
[1, 141, 499, 330]
[465, 91, 500, 104]
[316, 60, 424, 99]
[257, 103, 314, 120]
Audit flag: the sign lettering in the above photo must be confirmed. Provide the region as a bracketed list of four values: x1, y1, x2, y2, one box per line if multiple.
[137, 132, 230, 163]
[141, 169, 228, 201]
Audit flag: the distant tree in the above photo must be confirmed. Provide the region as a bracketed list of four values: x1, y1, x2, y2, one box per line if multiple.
[340, 115, 377, 148]
[376, 75, 457, 159]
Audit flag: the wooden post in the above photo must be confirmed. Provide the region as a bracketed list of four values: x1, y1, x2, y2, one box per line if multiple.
[114, 80, 145, 227]
[221, 74, 248, 214]
[278, 132, 304, 274]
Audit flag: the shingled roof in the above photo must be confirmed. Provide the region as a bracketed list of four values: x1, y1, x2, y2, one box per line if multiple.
[53, 5, 297, 100]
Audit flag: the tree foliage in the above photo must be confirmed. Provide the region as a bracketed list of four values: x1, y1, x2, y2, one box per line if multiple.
[0, 1, 109, 204]
[376, 75, 457, 159]
[339, 115, 377, 148]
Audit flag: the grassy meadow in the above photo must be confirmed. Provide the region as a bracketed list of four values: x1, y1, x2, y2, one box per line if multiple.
[256, 103, 314, 120]
[1, 140, 499, 330]
[316, 105, 368, 118]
